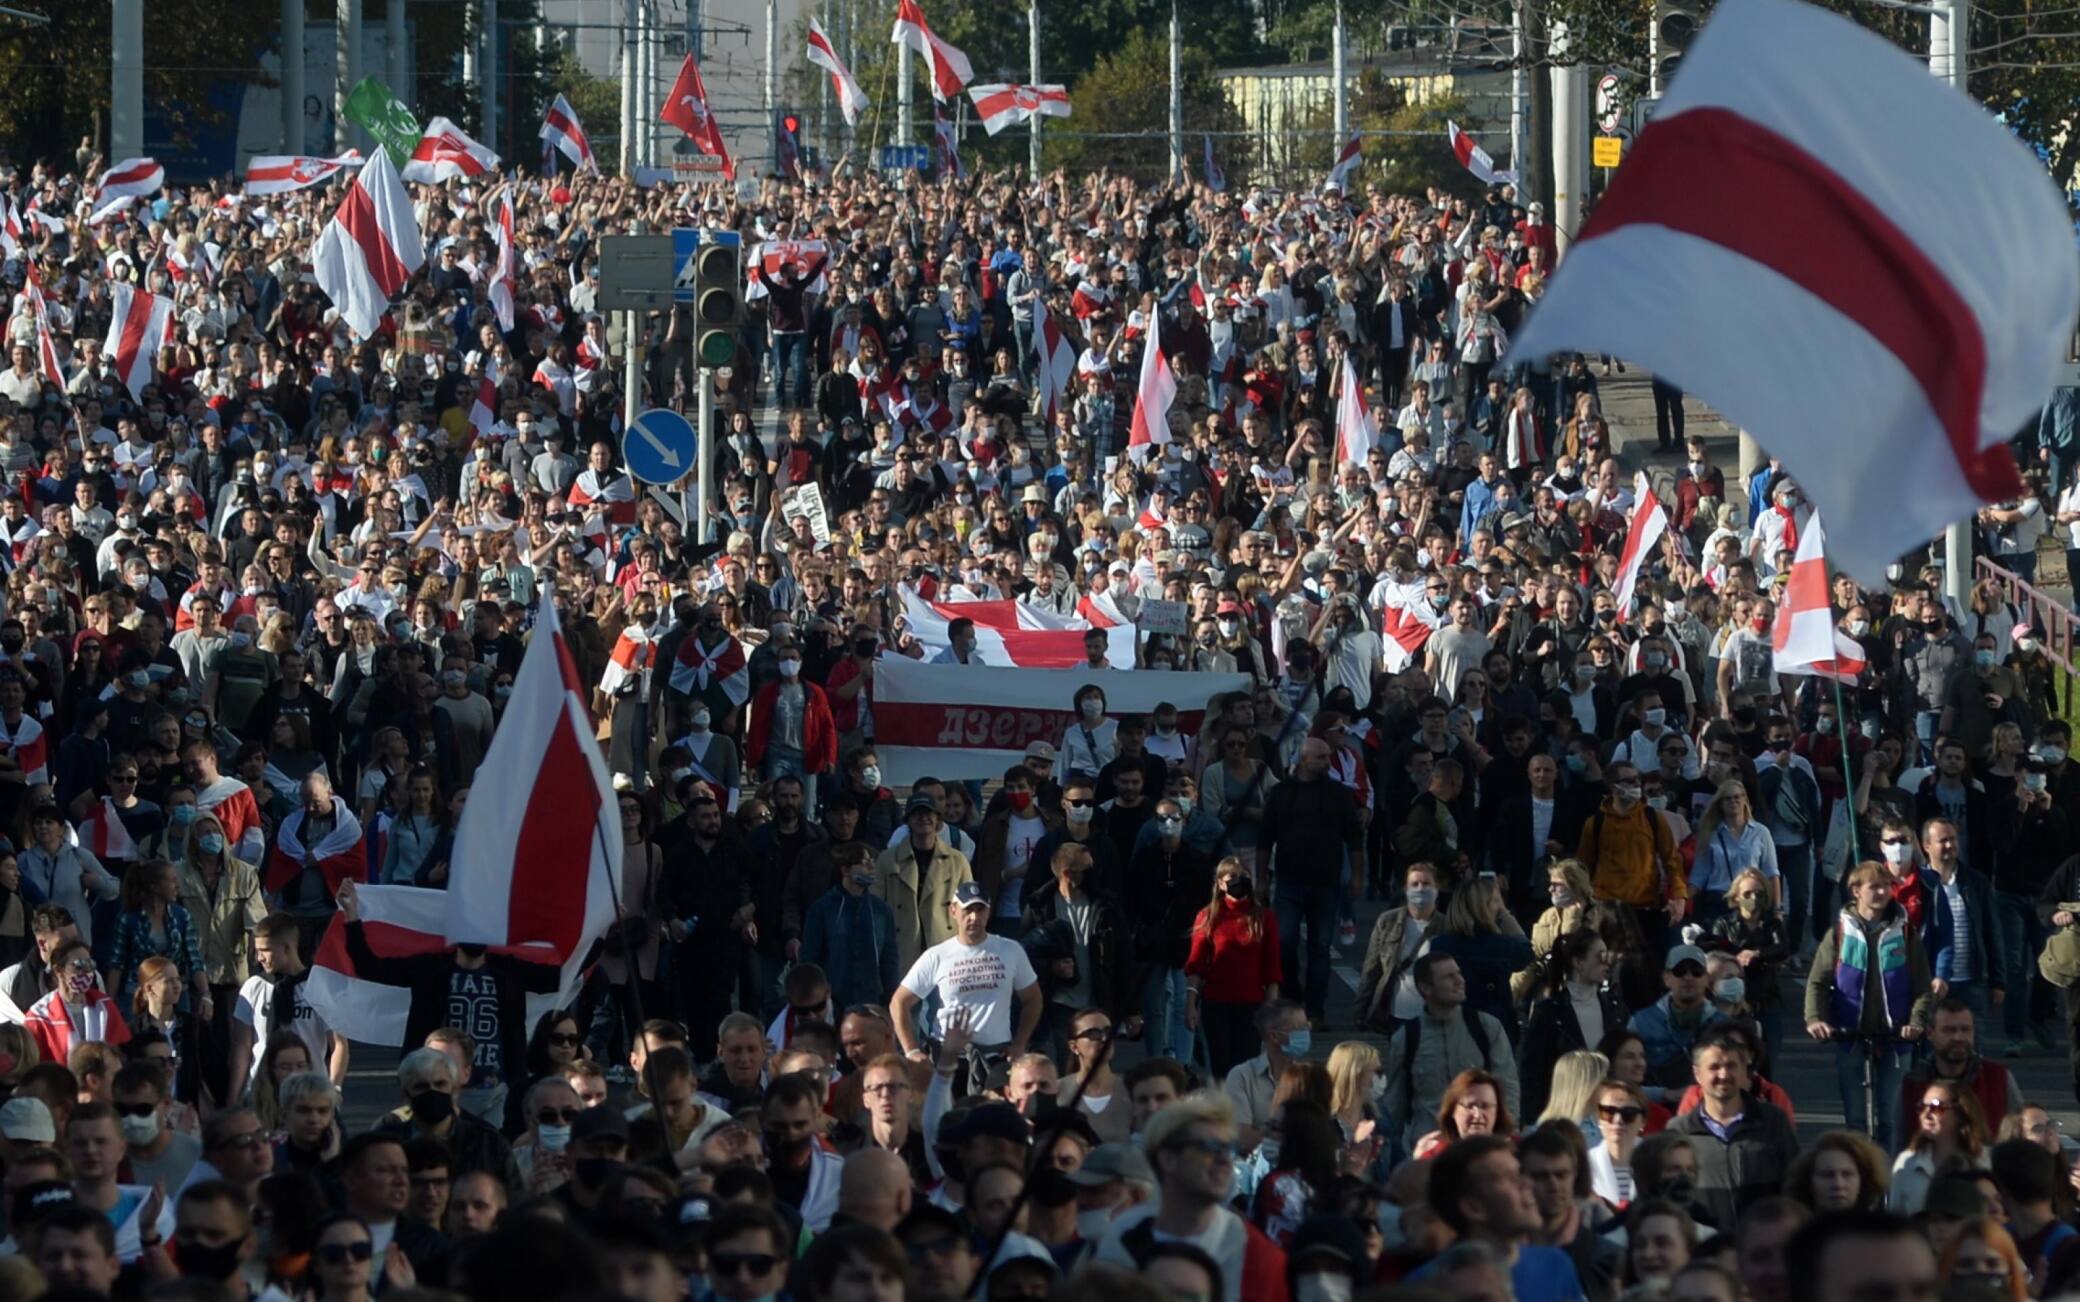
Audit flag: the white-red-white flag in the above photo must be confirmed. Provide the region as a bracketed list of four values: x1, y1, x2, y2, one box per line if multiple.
[1772, 513, 1869, 682]
[932, 104, 964, 180]
[1032, 296, 1077, 426]
[23, 267, 64, 387]
[539, 94, 596, 171]
[243, 152, 364, 195]
[1612, 472, 1669, 621]
[311, 147, 426, 340]
[900, 588, 1135, 668]
[660, 55, 737, 181]
[468, 375, 500, 439]
[1125, 307, 1177, 464]
[102, 281, 175, 397]
[0, 197, 21, 260]
[1326, 135, 1362, 190]
[442, 598, 618, 957]
[891, 0, 973, 103]
[1447, 121, 1517, 186]
[489, 192, 517, 331]
[400, 117, 500, 183]
[1380, 604, 1437, 673]
[1334, 355, 1378, 467]
[79, 799, 138, 861]
[967, 84, 1070, 136]
[97, 158, 164, 200]
[306, 883, 581, 1047]
[807, 18, 871, 126]
[1508, 0, 2079, 584]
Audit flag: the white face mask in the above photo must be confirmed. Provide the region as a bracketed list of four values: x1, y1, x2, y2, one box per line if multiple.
[778, 658, 802, 678]
[1296, 1274, 1355, 1302]
[861, 765, 882, 789]
[537, 1123, 571, 1152]
[1714, 976, 1745, 1004]
[1882, 840, 1916, 866]
[120, 1111, 162, 1146]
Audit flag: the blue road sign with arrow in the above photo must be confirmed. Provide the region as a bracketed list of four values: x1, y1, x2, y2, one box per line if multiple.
[622, 407, 699, 485]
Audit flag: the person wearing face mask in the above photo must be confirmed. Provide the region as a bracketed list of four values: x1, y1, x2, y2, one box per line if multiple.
[365, 1047, 513, 1196]
[746, 636, 835, 812]
[170, 1179, 265, 1298]
[113, 1060, 201, 1191]
[1124, 798, 1217, 1062]
[799, 844, 899, 1013]
[22, 936, 129, 1062]
[1055, 685, 1118, 788]
[1577, 763, 1689, 960]
[337, 878, 566, 1139]
[1185, 858, 1282, 1079]
[973, 767, 1062, 928]
[1938, 633, 2025, 762]
[1901, 603, 1971, 764]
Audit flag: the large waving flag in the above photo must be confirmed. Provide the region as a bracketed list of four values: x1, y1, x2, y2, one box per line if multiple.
[307, 884, 578, 1046]
[891, 0, 974, 103]
[968, 84, 1070, 135]
[489, 192, 518, 331]
[311, 147, 425, 339]
[933, 104, 964, 179]
[1334, 355, 1377, 467]
[244, 152, 364, 196]
[539, 94, 596, 171]
[1772, 513, 1869, 682]
[1507, 0, 2078, 584]
[1125, 305, 1177, 464]
[97, 158, 164, 200]
[400, 117, 500, 182]
[1032, 296, 1077, 427]
[1611, 472, 1669, 621]
[671, 630, 751, 715]
[1448, 121, 1516, 186]
[807, 18, 870, 126]
[443, 599, 619, 956]
[102, 282, 175, 397]
[661, 54, 737, 181]
[1326, 135, 1362, 190]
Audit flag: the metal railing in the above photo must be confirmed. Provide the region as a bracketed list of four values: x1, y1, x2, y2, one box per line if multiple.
[1975, 554, 2078, 716]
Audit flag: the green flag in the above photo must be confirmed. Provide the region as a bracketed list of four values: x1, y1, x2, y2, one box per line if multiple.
[343, 76, 422, 166]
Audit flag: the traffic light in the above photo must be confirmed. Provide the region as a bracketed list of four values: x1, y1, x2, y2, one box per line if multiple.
[1654, 0, 1704, 88]
[693, 234, 741, 370]
[775, 109, 802, 181]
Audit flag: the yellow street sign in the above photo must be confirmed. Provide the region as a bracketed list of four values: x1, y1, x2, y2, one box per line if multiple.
[1592, 135, 1624, 168]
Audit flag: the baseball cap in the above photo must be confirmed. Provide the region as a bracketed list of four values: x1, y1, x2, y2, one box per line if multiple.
[1664, 943, 1709, 972]
[905, 793, 940, 818]
[1066, 1142, 1155, 1187]
[0, 1096, 55, 1142]
[952, 881, 990, 910]
[571, 1105, 631, 1144]
[1024, 740, 1057, 761]
[945, 1101, 1028, 1145]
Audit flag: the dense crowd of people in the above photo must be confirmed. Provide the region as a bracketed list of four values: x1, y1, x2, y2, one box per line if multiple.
[0, 142, 2071, 1302]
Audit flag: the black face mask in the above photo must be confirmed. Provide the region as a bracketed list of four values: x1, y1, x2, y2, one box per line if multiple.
[765, 1130, 811, 1159]
[1224, 878, 1253, 900]
[175, 1237, 246, 1281]
[410, 1089, 455, 1126]
[574, 1157, 622, 1189]
[456, 943, 487, 960]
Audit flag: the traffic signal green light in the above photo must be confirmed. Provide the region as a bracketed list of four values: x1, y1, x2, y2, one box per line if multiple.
[694, 240, 740, 369]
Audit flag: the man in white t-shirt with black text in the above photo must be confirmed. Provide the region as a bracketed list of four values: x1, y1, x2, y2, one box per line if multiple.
[889, 882, 1044, 1083]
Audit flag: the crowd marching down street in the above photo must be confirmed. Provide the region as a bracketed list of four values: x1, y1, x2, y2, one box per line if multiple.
[2, 0, 2080, 1299]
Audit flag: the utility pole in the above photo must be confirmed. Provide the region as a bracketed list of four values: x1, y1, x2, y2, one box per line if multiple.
[897, 35, 913, 142]
[112, 0, 142, 162]
[1548, 22, 1587, 253]
[282, 0, 306, 154]
[337, 0, 362, 153]
[1168, 0, 1182, 179]
[767, 0, 779, 174]
[1332, 0, 1346, 146]
[483, 0, 499, 154]
[1029, 0, 1042, 174]
[639, 0, 654, 167]
[620, 0, 636, 172]
[1934, 0, 1972, 605]
[387, 0, 407, 110]
[1511, 0, 1527, 177]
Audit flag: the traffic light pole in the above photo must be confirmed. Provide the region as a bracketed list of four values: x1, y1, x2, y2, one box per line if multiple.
[1933, 0, 1972, 607]
[696, 370, 715, 543]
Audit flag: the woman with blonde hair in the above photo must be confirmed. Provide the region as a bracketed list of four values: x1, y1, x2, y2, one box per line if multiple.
[1938, 1218, 2029, 1302]
[1325, 1041, 1386, 1175]
[1689, 781, 1778, 925]
[1429, 874, 1533, 1037]
[1536, 1050, 1612, 1136]
[1588, 1077, 1649, 1207]
[1185, 857, 1282, 1078]
[1513, 858, 1596, 1004]
[1710, 865, 1790, 1070]
[1890, 1079, 1990, 1214]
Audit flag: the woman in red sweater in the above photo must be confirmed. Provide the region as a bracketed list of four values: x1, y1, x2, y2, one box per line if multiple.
[1186, 856, 1283, 1078]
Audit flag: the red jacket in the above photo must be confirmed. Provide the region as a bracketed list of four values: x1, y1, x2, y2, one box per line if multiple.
[1185, 899, 1284, 1005]
[23, 987, 130, 1065]
[748, 678, 838, 774]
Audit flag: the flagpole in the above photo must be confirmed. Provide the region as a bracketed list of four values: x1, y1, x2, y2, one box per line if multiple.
[1332, 0, 1346, 146]
[1029, 0, 1042, 175]
[897, 28, 914, 143]
[1168, 0, 1182, 180]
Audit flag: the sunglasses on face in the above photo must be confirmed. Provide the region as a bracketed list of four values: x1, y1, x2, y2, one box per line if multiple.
[317, 1240, 374, 1265]
[1598, 1104, 1645, 1123]
[536, 1107, 581, 1125]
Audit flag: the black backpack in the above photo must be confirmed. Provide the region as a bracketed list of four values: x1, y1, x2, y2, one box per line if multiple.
[1399, 1003, 1494, 1101]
